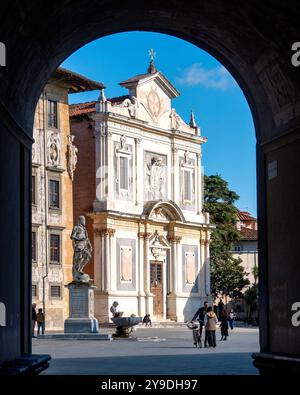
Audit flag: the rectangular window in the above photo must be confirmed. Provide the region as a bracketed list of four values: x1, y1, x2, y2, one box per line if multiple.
[48, 100, 58, 128]
[50, 234, 60, 264]
[32, 231, 37, 262]
[184, 170, 192, 201]
[50, 285, 61, 298]
[119, 156, 129, 190]
[32, 175, 36, 205]
[234, 245, 242, 252]
[32, 284, 37, 298]
[49, 179, 60, 208]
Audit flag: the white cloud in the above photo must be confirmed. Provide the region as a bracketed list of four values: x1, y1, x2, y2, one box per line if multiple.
[176, 63, 234, 90]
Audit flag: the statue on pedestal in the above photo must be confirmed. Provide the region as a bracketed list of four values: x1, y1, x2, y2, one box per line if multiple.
[71, 215, 92, 283]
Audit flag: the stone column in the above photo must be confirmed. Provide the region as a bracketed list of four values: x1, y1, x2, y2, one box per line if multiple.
[143, 232, 151, 313]
[108, 228, 116, 291]
[169, 238, 175, 294]
[93, 119, 107, 210]
[137, 232, 146, 316]
[167, 235, 181, 321]
[169, 235, 181, 294]
[93, 228, 103, 291]
[196, 151, 201, 214]
[174, 236, 182, 294]
[204, 234, 211, 296]
[135, 138, 142, 206]
[107, 130, 113, 206]
[102, 228, 115, 293]
[200, 232, 206, 297]
[142, 233, 151, 294]
[172, 147, 179, 203]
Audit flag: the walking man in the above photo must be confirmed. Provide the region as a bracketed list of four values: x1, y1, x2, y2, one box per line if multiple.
[191, 301, 208, 347]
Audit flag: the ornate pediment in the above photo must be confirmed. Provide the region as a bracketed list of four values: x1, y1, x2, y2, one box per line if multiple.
[149, 231, 170, 259]
[150, 207, 170, 221]
[143, 200, 186, 222]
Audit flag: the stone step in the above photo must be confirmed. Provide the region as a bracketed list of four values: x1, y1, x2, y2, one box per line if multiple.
[38, 333, 112, 341]
[101, 321, 186, 328]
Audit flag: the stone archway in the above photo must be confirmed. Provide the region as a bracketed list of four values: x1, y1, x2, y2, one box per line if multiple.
[0, 1, 300, 374]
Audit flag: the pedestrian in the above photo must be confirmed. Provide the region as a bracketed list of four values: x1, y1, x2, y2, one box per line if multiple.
[228, 309, 236, 330]
[191, 301, 208, 348]
[218, 299, 224, 320]
[36, 308, 45, 336]
[220, 310, 229, 340]
[204, 306, 218, 348]
[32, 303, 37, 338]
[142, 314, 152, 327]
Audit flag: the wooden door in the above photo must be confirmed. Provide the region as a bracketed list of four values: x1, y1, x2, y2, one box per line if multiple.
[150, 261, 163, 317]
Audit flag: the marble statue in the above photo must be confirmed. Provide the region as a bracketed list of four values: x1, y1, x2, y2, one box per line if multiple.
[147, 156, 165, 200]
[67, 134, 78, 181]
[71, 215, 92, 283]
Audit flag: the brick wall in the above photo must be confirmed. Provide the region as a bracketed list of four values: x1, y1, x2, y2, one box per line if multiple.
[71, 117, 95, 278]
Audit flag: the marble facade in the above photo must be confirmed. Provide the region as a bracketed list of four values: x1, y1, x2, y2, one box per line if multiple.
[71, 61, 213, 323]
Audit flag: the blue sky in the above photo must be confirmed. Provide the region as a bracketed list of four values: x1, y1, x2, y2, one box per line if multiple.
[62, 31, 257, 216]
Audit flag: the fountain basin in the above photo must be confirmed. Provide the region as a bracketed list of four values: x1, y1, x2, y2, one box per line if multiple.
[111, 316, 142, 337]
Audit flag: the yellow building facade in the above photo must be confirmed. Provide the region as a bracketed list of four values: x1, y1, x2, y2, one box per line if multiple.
[32, 68, 103, 330]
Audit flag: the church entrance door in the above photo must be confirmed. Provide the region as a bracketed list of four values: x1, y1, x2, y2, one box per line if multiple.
[150, 260, 163, 317]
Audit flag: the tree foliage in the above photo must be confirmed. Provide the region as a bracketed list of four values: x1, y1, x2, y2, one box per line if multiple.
[244, 284, 258, 323]
[204, 174, 250, 297]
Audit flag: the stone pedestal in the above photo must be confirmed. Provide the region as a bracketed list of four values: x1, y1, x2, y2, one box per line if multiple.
[64, 282, 99, 333]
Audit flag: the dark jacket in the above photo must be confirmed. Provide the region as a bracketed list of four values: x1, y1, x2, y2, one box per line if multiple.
[192, 307, 206, 324]
[32, 307, 37, 321]
[220, 316, 229, 336]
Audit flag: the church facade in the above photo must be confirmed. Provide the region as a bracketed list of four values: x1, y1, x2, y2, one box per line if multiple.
[70, 61, 213, 323]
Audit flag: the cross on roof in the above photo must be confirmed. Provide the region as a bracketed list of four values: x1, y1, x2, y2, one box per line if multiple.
[148, 48, 156, 62]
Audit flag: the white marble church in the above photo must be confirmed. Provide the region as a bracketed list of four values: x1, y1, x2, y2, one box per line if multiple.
[70, 56, 213, 323]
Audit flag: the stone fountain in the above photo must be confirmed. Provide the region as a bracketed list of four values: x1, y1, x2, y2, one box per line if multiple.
[111, 316, 142, 338]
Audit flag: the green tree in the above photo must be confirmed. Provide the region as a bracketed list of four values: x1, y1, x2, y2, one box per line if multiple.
[244, 284, 258, 324]
[252, 264, 259, 286]
[204, 174, 249, 300]
[244, 264, 259, 324]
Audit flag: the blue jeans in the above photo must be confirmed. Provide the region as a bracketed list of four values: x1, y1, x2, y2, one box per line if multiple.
[37, 322, 44, 335]
[229, 318, 234, 330]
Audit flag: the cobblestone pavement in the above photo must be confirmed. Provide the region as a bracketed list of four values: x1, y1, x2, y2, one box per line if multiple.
[33, 327, 259, 375]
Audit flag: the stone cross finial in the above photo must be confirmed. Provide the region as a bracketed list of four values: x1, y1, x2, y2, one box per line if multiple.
[148, 48, 157, 74]
[148, 48, 156, 62]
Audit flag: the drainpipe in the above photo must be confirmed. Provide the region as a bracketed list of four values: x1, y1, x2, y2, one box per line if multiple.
[42, 91, 48, 330]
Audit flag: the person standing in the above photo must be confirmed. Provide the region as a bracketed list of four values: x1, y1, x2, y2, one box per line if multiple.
[218, 299, 224, 320]
[228, 309, 236, 330]
[220, 310, 229, 340]
[204, 306, 218, 347]
[32, 303, 37, 338]
[191, 301, 208, 347]
[36, 308, 45, 336]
